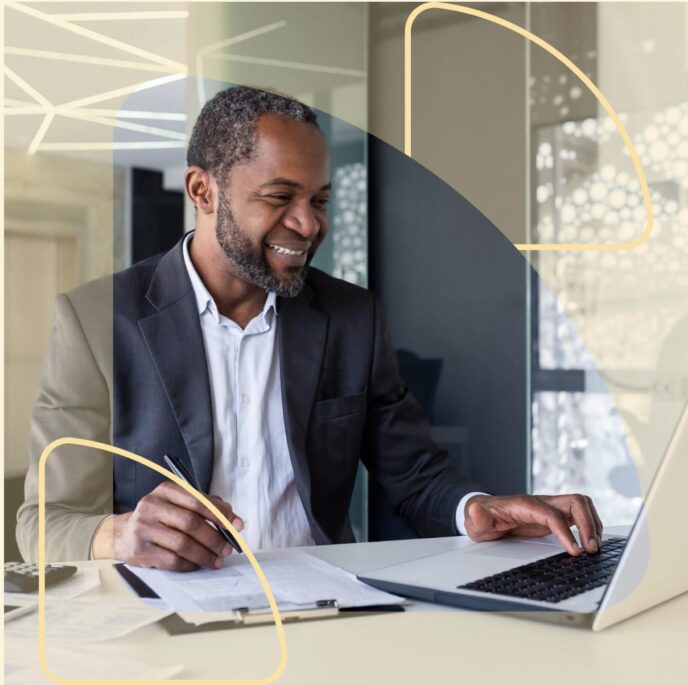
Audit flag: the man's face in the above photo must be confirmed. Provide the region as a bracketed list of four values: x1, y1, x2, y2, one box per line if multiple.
[214, 113, 330, 297]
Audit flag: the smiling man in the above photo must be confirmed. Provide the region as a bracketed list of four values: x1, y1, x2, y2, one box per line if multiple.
[17, 86, 602, 568]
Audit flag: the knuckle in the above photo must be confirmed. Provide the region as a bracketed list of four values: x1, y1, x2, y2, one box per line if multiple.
[548, 509, 566, 525]
[172, 532, 191, 554]
[187, 496, 208, 516]
[201, 528, 223, 554]
[159, 550, 179, 570]
[137, 497, 154, 517]
[177, 510, 198, 532]
[157, 481, 175, 496]
[130, 521, 146, 540]
[187, 512, 205, 532]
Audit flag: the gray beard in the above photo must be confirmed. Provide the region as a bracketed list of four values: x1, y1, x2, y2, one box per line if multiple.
[215, 193, 307, 298]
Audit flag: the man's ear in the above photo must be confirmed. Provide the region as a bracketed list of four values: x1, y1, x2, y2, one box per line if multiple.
[185, 167, 215, 214]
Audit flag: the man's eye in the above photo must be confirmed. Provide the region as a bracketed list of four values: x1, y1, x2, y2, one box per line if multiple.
[266, 194, 291, 202]
[313, 197, 330, 209]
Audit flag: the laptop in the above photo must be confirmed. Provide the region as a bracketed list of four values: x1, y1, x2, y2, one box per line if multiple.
[358, 403, 688, 630]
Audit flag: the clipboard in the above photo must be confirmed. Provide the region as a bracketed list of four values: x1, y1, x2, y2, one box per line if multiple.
[115, 564, 404, 634]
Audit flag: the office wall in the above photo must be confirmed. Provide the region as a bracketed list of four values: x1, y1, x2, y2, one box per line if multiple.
[4, 0, 189, 560]
[368, 2, 528, 244]
[4, 150, 121, 559]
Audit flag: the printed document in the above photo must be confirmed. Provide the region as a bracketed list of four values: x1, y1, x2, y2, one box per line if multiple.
[126, 551, 403, 612]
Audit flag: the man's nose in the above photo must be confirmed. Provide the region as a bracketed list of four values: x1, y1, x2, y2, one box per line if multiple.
[282, 203, 321, 241]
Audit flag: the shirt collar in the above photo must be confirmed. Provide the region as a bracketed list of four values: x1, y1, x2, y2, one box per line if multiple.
[182, 232, 277, 325]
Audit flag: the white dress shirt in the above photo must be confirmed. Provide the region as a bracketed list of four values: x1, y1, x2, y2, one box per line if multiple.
[183, 233, 484, 548]
[183, 234, 314, 550]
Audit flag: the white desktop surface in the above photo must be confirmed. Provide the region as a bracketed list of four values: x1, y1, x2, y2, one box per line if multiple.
[6, 536, 688, 684]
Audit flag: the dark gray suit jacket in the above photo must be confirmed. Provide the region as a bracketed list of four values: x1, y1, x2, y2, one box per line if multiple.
[18, 236, 479, 561]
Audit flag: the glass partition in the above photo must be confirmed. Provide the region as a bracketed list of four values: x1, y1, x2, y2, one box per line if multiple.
[528, 3, 688, 525]
[368, 2, 686, 535]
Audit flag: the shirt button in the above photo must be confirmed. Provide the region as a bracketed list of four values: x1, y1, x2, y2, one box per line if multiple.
[241, 457, 250, 468]
[241, 394, 251, 405]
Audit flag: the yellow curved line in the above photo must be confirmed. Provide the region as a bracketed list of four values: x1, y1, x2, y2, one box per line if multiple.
[404, 2, 654, 252]
[37, 438, 288, 685]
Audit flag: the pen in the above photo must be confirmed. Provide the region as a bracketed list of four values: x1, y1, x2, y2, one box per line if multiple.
[163, 454, 243, 554]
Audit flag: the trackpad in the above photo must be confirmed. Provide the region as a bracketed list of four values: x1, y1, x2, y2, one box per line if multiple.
[464, 540, 558, 561]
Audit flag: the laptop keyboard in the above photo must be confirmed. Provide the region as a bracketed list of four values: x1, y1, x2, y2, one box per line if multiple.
[458, 536, 626, 604]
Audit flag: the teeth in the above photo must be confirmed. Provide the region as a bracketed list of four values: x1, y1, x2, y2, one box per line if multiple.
[268, 244, 305, 256]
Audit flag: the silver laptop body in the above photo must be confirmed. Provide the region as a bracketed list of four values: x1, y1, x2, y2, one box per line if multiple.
[358, 403, 688, 630]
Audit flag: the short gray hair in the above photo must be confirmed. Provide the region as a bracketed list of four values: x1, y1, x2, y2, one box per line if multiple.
[186, 86, 319, 181]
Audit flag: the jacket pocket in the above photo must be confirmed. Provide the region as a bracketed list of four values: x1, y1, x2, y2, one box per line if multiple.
[313, 390, 367, 421]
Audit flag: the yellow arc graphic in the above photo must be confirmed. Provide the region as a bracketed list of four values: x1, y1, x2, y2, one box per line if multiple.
[38, 438, 288, 685]
[404, 2, 654, 252]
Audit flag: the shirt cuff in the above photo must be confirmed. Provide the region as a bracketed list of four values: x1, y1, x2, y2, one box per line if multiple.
[89, 514, 115, 560]
[455, 492, 491, 535]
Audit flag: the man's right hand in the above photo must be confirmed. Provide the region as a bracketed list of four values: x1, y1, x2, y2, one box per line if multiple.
[91, 482, 244, 571]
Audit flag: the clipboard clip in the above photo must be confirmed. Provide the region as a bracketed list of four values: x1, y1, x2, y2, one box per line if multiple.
[233, 600, 340, 625]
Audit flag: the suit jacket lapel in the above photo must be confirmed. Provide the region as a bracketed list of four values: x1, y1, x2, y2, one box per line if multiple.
[138, 239, 214, 491]
[278, 287, 329, 542]
[137, 240, 330, 540]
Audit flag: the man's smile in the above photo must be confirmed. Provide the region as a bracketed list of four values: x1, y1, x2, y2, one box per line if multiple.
[266, 242, 308, 256]
[264, 241, 312, 268]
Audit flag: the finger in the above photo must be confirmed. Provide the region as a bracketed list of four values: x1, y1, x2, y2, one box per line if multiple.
[508, 523, 554, 537]
[130, 538, 200, 572]
[156, 482, 234, 528]
[587, 497, 604, 543]
[148, 499, 232, 561]
[140, 519, 226, 569]
[530, 502, 581, 556]
[464, 502, 505, 541]
[209, 495, 244, 531]
[568, 496, 599, 554]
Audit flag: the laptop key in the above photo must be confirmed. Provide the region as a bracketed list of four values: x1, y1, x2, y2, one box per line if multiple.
[458, 537, 627, 603]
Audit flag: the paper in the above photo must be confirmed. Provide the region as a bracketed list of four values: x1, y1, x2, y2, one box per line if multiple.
[5, 637, 182, 682]
[4, 596, 172, 643]
[46, 567, 101, 598]
[127, 551, 403, 615]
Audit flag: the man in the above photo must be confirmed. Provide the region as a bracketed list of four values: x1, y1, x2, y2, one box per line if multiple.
[17, 86, 602, 569]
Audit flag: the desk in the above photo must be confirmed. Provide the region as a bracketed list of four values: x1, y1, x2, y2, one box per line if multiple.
[6, 537, 688, 684]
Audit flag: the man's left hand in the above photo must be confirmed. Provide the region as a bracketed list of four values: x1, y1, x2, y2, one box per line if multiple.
[464, 494, 603, 556]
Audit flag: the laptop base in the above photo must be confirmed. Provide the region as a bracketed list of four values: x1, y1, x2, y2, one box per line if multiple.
[357, 574, 597, 628]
